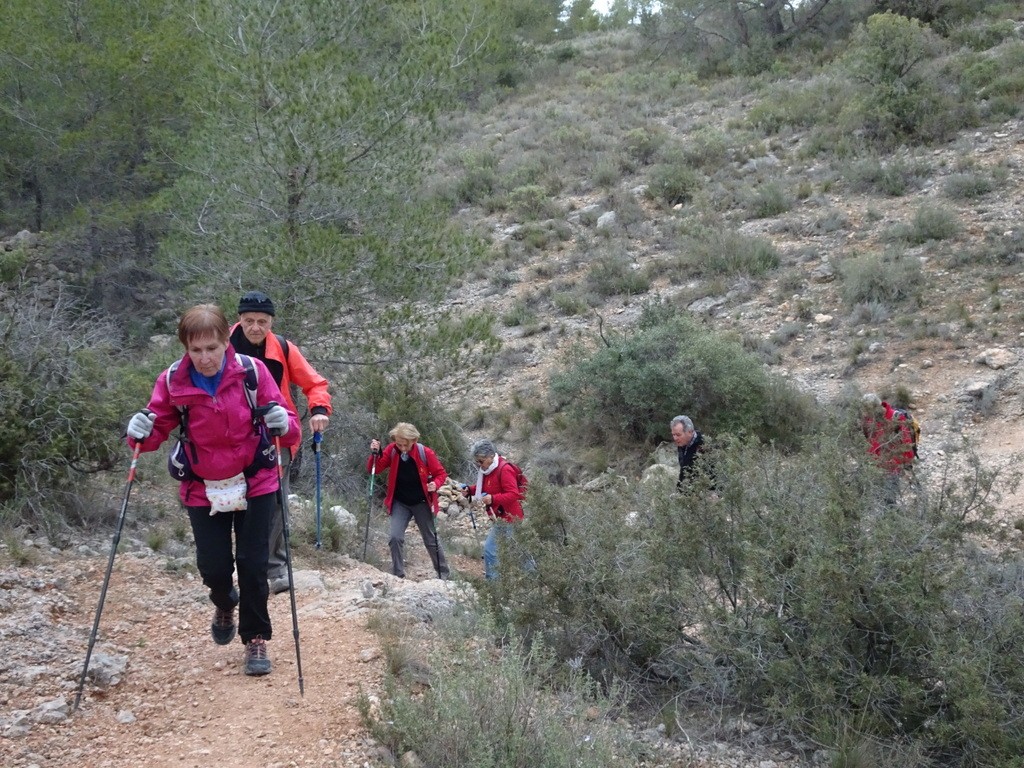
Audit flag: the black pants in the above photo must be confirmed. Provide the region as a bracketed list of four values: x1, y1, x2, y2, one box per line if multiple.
[187, 492, 275, 643]
[388, 500, 449, 579]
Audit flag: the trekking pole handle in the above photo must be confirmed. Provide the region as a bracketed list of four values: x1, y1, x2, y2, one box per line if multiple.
[312, 430, 322, 451]
[254, 401, 287, 437]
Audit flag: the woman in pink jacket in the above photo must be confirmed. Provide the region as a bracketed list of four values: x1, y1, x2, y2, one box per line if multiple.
[368, 423, 450, 579]
[125, 305, 298, 677]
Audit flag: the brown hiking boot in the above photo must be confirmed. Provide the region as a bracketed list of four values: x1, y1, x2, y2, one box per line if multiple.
[211, 606, 236, 646]
[243, 636, 271, 676]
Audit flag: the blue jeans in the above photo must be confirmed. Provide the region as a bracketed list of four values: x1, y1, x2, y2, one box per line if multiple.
[484, 520, 536, 580]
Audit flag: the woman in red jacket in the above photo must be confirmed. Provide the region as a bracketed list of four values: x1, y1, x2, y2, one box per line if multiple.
[368, 423, 450, 579]
[462, 439, 526, 580]
[125, 305, 298, 677]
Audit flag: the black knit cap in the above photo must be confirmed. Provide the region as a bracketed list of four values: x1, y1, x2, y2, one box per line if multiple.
[238, 290, 275, 316]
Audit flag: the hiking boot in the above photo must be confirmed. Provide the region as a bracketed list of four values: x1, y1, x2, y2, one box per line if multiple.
[211, 605, 236, 646]
[243, 636, 271, 676]
[269, 575, 291, 595]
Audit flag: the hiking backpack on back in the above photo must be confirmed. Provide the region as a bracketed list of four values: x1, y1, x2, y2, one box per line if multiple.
[502, 458, 528, 497]
[890, 407, 921, 459]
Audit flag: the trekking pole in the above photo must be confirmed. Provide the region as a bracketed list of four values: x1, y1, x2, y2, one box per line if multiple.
[74, 437, 144, 712]
[363, 445, 380, 561]
[312, 431, 323, 550]
[262, 405, 304, 697]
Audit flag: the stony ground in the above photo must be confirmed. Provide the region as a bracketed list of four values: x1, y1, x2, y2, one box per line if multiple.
[4, 36, 1024, 768]
[1, 515, 817, 768]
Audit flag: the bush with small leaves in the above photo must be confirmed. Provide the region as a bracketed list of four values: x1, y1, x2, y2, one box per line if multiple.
[747, 182, 791, 219]
[501, 430, 1024, 765]
[846, 156, 931, 196]
[841, 13, 972, 146]
[907, 204, 960, 243]
[682, 229, 781, 278]
[622, 126, 665, 166]
[550, 303, 816, 447]
[361, 613, 639, 768]
[586, 253, 651, 297]
[943, 171, 994, 199]
[839, 249, 923, 306]
[1, 294, 155, 534]
[646, 154, 701, 206]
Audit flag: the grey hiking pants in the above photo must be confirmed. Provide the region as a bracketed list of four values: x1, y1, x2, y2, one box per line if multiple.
[388, 499, 449, 579]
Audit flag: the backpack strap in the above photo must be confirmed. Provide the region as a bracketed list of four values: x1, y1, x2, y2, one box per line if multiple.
[235, 353, 259, 413]
[275, 334, 290, 361]
[168, 354, 261, 428]
[417, 443, 426, 465]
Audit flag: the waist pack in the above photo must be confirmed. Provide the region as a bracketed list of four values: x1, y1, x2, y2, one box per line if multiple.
[167, 354, 278, 482]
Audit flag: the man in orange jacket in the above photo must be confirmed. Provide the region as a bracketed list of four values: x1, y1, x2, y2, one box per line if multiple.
[231, 291, 333, 594]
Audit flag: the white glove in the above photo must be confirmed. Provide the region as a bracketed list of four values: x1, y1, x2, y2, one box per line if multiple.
[127, 411, 155, 440]
[264, 405, 289, 435]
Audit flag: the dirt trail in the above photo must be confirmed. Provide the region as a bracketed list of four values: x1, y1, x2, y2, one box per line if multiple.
[1, 551, 465, 768]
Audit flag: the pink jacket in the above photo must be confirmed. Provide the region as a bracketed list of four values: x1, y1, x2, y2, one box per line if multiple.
[366, 442, 448, 516]
[129, 346, 299, 507]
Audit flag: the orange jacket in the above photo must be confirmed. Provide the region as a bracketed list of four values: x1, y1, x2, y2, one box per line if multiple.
[229, 324, 332, 449]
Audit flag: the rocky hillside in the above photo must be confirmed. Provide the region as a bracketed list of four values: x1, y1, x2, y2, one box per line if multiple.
[4, 25, 1024, 768]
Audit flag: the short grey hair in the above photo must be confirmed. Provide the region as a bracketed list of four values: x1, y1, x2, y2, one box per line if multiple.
[470, 438, 498, 459]
[670, 415, 694, 431]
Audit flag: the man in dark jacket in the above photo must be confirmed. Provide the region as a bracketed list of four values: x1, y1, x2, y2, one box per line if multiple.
[671, 415, 706, 488]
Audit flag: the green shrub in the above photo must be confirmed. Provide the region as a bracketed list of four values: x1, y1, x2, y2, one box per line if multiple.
[509, 184, 558, 220]
[839, 250, 923, 306]
[646, 155, 701, 206]
[748, 76, 846, 134]
[842, 13, 972, 146]
[622, 126, 665, 166]
[502, 434, 1024, 765]
[549, 303, 816, 447]
[0, 296, 153, 533]
[682, 127, 730, 170]
[907, 203, 960, 243]
[845, 156, 931, 196]
[586, 253, 651, 297]
[361, 614, 638, 768]
[0, 246, 29, 284]
[592, 158, 620, 187]
[455, 149, 500, 205]
[942, 172, 994, 199]
[552, 290, 589, 316]
[679, 229, 781, 278]
[948, 19, 1018, 51]
[747, 182, 791, 219]
[503, 300, 534, 327]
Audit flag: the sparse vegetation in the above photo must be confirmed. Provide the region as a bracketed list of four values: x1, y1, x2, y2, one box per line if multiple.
[5, 2, 1024, 764]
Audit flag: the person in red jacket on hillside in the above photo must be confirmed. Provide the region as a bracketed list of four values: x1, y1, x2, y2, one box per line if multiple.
[125, 304, 299, 677]
[462, 439, 527, 581]
[861, 393, 916, 502]
[230, 291, 333, 595]
[368, 423, 450, 580]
